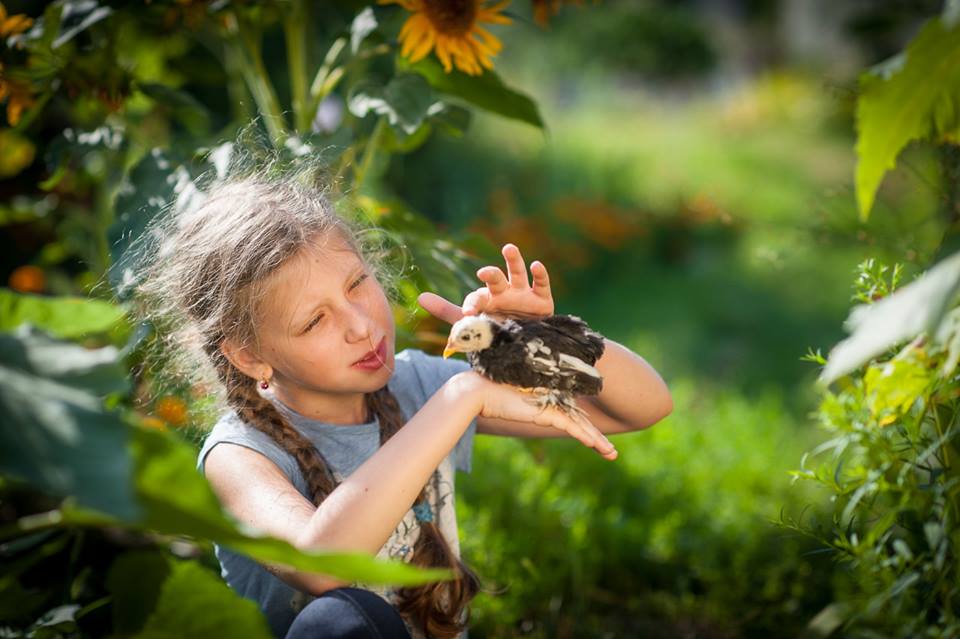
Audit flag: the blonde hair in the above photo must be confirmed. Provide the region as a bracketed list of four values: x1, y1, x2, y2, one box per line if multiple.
[131, 150, 479, 637]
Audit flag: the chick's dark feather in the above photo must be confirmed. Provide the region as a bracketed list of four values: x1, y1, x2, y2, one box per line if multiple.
[467, 314, 606, 397]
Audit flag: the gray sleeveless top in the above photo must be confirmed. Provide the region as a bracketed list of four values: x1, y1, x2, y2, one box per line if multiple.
[196, 349, 477, 639]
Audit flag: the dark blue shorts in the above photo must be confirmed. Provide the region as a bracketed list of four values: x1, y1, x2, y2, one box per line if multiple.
[284, 587, 412, 639]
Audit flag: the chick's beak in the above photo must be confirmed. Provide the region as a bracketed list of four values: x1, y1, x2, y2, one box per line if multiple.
[442, 340, 457, 359]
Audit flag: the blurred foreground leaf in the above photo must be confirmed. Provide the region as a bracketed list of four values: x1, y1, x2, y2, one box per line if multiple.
[0, 290, 125, 338]
[132, 561, 273, 639]
[0, 328, 139, 519]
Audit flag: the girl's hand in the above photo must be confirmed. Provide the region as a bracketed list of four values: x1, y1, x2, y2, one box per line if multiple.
[418, 243, 555, 325]
[453, 371, 618, 461]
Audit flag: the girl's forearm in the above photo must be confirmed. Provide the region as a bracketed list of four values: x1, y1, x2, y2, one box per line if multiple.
[294, 372, 481, 557]
[588, 338, 673, 432]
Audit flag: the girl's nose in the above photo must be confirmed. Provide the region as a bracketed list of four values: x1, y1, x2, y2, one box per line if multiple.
[344, 301, 373, 343]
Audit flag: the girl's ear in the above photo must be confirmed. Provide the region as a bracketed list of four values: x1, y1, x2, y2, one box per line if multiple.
[220, 338, 271, 382]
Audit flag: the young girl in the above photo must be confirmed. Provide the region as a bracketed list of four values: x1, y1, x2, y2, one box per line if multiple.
[136, 167, 672, 639]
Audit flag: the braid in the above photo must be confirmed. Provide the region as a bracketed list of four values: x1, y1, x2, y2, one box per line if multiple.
[367, 386, 481, 638]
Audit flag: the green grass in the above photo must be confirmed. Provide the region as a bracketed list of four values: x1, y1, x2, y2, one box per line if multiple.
[460, 378, 836, 638]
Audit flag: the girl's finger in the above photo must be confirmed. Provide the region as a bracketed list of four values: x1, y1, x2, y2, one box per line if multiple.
[462, 289, 491, 316]
[576, 417, 618, 458]
[531, 261, 551, 299]
[477, 266, 509, 295]
[417, 292, 464, 325]
[502, 243, 530, 289]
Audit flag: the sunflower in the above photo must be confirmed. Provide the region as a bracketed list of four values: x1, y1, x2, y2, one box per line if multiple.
[379, 0, 511, 76]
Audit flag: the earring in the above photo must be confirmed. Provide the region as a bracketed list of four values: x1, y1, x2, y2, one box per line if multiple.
[259, 378, 269, 390]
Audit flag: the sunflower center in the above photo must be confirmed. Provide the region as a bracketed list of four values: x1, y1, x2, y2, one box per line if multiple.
[422, 0, 478, 36]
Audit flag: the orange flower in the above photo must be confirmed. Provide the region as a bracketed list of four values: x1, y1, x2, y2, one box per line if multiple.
[379, 0, 511, 76]
[8, 265, 44, 293]
[0, 63, 36, 126]
[155, 395, 188, 426]
[140, 416, 168, 431]
[0, 3, 33, 38]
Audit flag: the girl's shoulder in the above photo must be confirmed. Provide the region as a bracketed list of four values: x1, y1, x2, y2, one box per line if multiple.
[195, 409, 301, 481]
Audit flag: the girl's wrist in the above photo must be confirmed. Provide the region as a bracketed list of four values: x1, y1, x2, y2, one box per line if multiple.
[444, 370, 488, 416]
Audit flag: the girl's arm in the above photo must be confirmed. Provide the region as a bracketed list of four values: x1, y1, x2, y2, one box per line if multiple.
[203, 370, 617, 596]
[477, 337, 673, 437]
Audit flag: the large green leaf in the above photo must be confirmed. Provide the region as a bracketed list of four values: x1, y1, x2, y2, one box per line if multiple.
[0, 363, 140, 520]
[401, 56, 544, 130]
[132, 561, 273, 639]
[0, 325, 129, 396]
[0, 290, 126, 339]
[855, 17, 960, 220]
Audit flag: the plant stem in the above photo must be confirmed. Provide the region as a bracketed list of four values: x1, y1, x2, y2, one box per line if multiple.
[226, 13, 289, 145]
[283, 0, 310, 133]
[354, 117, 387, 191]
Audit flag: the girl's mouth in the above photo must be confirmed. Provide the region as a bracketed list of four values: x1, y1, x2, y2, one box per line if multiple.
[352, 337, 387, 371]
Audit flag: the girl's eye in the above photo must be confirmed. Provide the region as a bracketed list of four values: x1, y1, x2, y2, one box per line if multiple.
[350, 274, 368, 290]
[303, 274, 368, 333]
[304, 314, 323, 332]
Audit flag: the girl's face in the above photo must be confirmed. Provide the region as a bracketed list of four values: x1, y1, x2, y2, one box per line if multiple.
[251, 232, 395, 422]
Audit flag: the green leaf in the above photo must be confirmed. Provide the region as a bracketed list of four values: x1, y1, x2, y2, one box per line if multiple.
[132, 561, 273, 639]
[0, 290, 125, 339]
[863, 356, 930, 423]
[428, 102, 471, 138]
[821, 250, 960, 384]
[0, 325, 129, 396]
[0, 364, 139, 520]
[855, 17, 960, 220]
[106, 551, 172, 635]
[401, 56, 544, 130]
[348, 73, 436, 135]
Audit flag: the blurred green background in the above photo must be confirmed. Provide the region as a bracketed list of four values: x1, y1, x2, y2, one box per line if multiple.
[1, 1, 956, 638]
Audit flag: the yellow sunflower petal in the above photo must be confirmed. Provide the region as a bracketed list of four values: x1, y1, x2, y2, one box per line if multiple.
[477, 1, 512, 25]
[398, 13, 423, 41]
[434, 37, 453, 72]
[407, 26, 436, 62]
[401, 26, 428, 57]
[0, 5, 7, 23]
[471, 26, 502, 55]
[399, 14, 431, 56]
